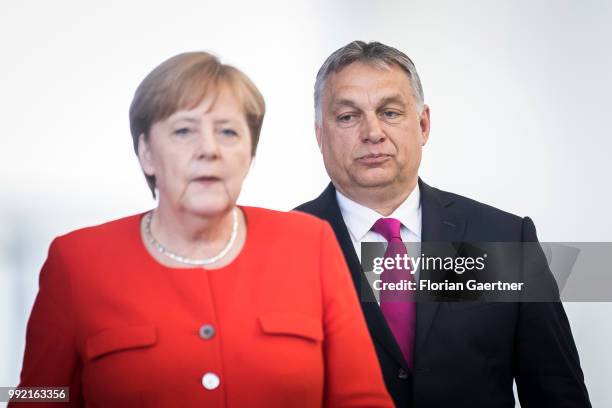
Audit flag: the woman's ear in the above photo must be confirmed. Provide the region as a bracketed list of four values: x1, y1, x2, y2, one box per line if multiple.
[137, 133, 155, 176]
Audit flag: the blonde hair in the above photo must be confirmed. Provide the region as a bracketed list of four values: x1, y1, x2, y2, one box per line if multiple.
[129, 52, 265, 197]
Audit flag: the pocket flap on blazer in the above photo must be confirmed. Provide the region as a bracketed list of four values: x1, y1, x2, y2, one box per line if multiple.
[258, 313, 323, 342]
[86, 325, 157, 359]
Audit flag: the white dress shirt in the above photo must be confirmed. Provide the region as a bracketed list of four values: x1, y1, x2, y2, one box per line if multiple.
[336, 185, 422, 303]
[336, 184, 422, 262]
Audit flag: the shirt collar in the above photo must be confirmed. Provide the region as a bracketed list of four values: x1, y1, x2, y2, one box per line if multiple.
[336, 184, 422, 242]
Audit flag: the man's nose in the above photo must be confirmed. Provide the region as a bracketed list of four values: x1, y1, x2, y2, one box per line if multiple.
[361, 112, 385, 143]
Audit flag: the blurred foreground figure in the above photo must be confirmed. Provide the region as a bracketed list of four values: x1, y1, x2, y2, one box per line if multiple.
[12, 51, 393, 408]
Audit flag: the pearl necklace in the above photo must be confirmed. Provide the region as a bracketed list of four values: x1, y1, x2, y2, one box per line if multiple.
[144, 209, 239, 266]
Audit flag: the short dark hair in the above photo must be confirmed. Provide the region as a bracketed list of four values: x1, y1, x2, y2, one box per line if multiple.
[314, 41, 424, 123]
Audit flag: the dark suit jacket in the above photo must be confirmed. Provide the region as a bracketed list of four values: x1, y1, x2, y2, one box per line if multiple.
[295, 179, 590, 408]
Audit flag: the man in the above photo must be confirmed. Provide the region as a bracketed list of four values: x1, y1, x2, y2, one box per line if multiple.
[296, 41, 590, 407]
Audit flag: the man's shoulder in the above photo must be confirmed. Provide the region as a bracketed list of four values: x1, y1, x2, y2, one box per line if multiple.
[294, 182, 525, 223]
[294, 197, 323, 215]
[293, 181, 535, 241]
[430, 185, 523, 223]
[293, 184, 336, 218]
[428, 184, 532, 241]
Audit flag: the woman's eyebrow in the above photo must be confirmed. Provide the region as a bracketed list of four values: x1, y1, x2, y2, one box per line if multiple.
[214, 118, 238, 124]
[168, 109, 201, 120]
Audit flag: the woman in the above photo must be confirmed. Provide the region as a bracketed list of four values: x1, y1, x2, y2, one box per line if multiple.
[12, 52, 393, 407]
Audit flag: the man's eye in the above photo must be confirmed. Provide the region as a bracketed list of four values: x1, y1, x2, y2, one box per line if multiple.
[173, 127, 192, 136]
[338, 114, 355, 123]
[382, 111, 400, 119]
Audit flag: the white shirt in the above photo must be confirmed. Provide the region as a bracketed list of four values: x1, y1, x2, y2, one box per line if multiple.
[336, 185, 422, 303]
[336, 184, 422, 262]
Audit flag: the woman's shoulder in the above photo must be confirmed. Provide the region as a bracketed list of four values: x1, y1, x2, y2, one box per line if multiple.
[242, 206, 330, 235]
[52, 213, 144, 251]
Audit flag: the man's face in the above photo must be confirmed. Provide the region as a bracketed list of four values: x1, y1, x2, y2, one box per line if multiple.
[316, 62, 430, 203]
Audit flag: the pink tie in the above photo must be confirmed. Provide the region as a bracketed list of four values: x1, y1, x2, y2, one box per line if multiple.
[371, 217, 416, 368]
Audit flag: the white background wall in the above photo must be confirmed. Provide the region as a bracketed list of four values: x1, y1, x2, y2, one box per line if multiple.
[1, 0, 610, 406]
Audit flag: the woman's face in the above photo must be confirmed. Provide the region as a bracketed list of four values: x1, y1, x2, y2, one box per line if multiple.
[138, 85, 252, 217]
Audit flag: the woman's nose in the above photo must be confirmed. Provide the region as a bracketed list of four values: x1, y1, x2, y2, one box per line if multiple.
[195, 127, 220, 160]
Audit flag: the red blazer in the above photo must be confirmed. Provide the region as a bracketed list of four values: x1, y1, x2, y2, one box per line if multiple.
[13, 207, 393, 407]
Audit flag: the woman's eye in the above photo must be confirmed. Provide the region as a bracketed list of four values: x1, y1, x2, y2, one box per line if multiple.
[220, 128, 238, 137]
[173, 127, 192, 136]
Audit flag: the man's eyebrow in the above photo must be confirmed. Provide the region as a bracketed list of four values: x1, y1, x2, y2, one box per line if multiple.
[330, 94, 408, 111]
[377, 94, 407, 107]
[330, 98, 361, 110]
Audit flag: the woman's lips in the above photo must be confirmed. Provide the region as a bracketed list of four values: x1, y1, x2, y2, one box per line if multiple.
[192, 176, 221, 186]
[356, 154, 391, 165]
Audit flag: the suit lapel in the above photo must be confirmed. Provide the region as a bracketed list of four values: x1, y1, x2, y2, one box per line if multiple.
[416, 179, 468, 355]
[298, 180, 469, 369]
[301, 183, 409, 369]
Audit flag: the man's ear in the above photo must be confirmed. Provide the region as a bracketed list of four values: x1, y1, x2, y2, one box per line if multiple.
[419, 105, 431, 146]
[137, 133, 155, 176]
[315, 123, 323, 151]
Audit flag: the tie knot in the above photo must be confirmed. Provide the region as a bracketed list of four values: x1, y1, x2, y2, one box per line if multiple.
[371, 217, 402, 242]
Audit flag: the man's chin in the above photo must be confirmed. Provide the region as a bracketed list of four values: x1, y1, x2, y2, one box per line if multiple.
[352, 174, 397, 189]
